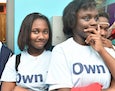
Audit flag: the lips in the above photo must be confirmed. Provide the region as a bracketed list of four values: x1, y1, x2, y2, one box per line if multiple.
[36, 41, 45, 45]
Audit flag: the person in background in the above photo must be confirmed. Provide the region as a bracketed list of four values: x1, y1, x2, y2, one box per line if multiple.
[98, 12, 115, 50]
[46, 0, 115, 91]
[98, 11, 115, 90]
[0, 41, 13, 90]
[1, 12, 52, 91]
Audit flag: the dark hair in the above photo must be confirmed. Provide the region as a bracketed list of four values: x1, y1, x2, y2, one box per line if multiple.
[98, 12, 110, 21]
[62, 0, 96, 37]
[18, 12, 52, 51]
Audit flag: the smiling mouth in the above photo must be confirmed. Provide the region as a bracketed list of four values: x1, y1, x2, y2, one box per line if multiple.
[36, 41, 45, 45]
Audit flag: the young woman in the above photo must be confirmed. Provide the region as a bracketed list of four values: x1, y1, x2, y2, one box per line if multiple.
[98, 12, 115, 50]
[1, 12, 52, 91]
[46, 0, 115, 91]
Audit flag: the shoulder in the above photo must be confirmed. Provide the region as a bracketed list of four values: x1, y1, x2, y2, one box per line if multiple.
[8, 54, 16, 62]
[3, 54, 16, 69]
[40, 50, 52, 63]
[52, 37, 74, 51]
[43, 50, 52, 56]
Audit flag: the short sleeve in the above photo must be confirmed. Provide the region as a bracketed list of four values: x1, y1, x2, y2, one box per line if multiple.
[46, 45, 73, 90]
[1, 55, 17, 82]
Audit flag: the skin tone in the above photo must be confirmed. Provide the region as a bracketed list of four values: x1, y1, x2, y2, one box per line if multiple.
[98, 16, 114, 49]
[73, 8, 98, 45]
[28, 18, 49, 56]
[98, 16, 109, 38]
[98, 15, 115, 91]
[1, 18, 49, 91]
[80, 11, 115, 91]
[1, 82, 16, 91]
[56, 8, 115, 91]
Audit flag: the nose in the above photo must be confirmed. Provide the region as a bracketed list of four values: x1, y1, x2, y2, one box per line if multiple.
[100, 29, 107, 38]
[38, 32, 44, 39]
[90, 18, 97, 26]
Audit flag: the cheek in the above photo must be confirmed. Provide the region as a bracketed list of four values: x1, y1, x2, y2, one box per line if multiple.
[105, 32, 108, 37]
[76, 21, 89, 39]
[77, 20, 89, 30]
[45, 34, 49, 41]
[30, 33, 36, 40]
[29, 36, 36, 45]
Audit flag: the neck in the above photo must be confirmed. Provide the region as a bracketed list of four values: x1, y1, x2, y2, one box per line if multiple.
[28, 48, 44, 56]
[73, 35, 87, 45]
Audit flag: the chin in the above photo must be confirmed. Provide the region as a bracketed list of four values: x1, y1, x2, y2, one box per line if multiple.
[34, 45, 44, 50]
[37, 46, 44, 50]
[82, 34, 88, 40]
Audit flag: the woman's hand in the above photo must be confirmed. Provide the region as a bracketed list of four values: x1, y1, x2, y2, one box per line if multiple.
[84, 28, 104, 52]
[101, 37, 113, 48]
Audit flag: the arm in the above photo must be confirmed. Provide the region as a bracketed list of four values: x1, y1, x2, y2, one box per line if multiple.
[13, 86, 32, 91]
[101, 37, 115, 51]
[101, 37, 114, 48]
[98, 47, 115, 80]
[85, 29, 115, 80]
[1, 82, 33, 91]
[1, 82, 16, 91]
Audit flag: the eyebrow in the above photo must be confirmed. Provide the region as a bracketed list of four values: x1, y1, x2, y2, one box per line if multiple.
[98, 22, 110, 26]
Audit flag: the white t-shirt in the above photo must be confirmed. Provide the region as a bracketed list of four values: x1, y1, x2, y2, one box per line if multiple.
[46, 38, 115, 90]
[1, 50, 51, 91]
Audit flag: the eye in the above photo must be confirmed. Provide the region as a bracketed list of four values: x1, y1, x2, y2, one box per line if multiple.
[31, 29, 39, 34]
[83, 16, 90, 21]
[100, 25, 109, 31]
[100, 26, 103, 29]
[105, 27, 109, 31]
[43, 30, 49, 34]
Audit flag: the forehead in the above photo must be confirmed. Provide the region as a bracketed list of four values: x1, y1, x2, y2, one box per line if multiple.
[98, 17, 109, 23]
[77, 8, 98, 17]
[32, 18, 47, 26]
[98, 17, 110, 27]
